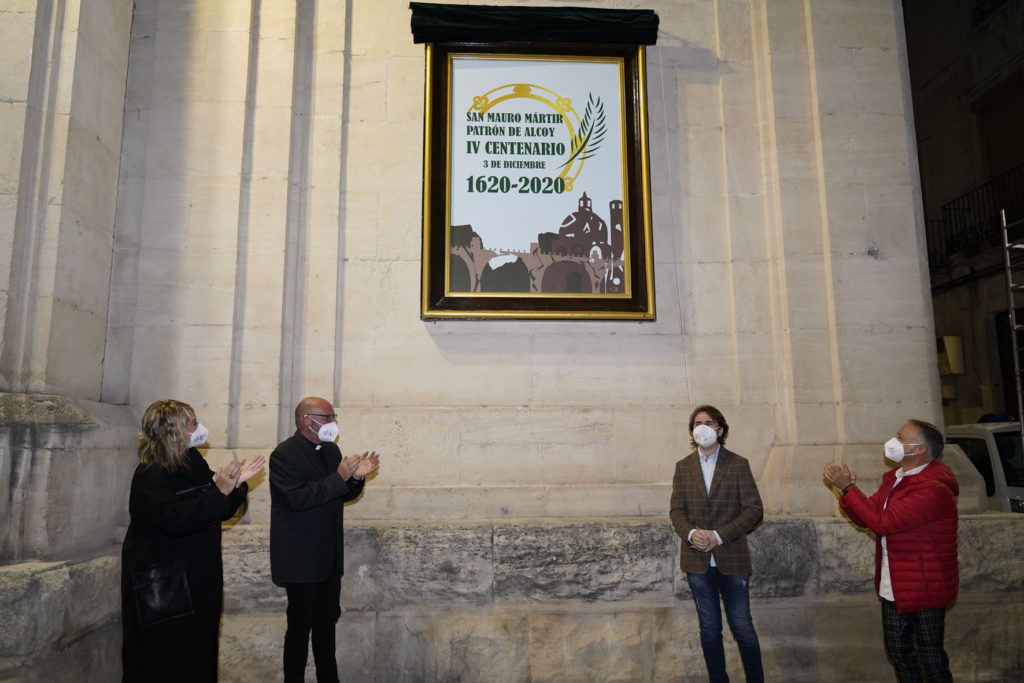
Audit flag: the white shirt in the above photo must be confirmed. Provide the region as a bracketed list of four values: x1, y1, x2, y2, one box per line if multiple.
[689, 445, 725, 566]
[878, 462, 930, 601]
[699, 446, 718, 494]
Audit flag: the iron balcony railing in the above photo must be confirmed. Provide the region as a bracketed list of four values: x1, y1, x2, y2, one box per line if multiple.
[932, 162, 1024, 266]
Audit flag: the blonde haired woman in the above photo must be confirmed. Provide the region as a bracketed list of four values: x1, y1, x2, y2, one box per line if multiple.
[120, 399, 264, 682]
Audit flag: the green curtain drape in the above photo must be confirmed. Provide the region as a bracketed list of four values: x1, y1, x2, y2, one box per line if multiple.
[409, 3, 659, 45]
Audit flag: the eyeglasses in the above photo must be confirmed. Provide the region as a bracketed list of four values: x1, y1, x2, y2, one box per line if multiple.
[306, 413, 338, 421]
[895, 432, 921, 446]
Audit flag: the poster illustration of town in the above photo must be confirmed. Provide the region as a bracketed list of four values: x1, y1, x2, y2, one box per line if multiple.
[447, 56, 628, 297]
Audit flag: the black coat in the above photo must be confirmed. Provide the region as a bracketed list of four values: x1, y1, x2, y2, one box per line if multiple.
[269, 431, 364, 584]
[120, 448, 247, 683]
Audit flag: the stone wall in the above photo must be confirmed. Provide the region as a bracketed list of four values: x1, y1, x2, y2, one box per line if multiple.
[0, 393, 136, 563]
[0, 0, 132, 399]
[96, 0, 945, 521]
[2, 516, 1022, 682]
[0, 4, 952, 522]
[0, 555, 121, 682]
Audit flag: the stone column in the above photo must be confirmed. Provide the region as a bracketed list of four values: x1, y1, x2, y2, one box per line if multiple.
[0, 0, 132, 400]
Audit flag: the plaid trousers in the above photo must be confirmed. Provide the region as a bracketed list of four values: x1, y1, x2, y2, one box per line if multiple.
[882, 599, 953, 682]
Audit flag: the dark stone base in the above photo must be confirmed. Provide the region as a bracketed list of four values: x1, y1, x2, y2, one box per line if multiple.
[3, 517, 1022, 681]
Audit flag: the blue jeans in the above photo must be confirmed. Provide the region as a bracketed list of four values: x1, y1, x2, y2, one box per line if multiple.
[686, 567, 764, 683]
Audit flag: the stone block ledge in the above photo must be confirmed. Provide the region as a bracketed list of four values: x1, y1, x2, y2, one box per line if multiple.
[220, 515, 1024, 612]
[3, 515, 1022, 681]
[0, 554, 120, 659]
[217, 591, 1024, 682]
[0, 392, 137, 563]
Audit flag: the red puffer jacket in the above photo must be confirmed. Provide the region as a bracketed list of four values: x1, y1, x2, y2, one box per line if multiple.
[839, 459, 959, 612]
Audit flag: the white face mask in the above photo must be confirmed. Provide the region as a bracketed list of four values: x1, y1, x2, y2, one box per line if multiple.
[693, 424, 718, 449]
[310, 417, 339, 443]
[189, 422, 209, 448]
[884, 436, 920, 463]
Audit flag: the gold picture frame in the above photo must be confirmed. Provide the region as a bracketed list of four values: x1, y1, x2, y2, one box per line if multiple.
[420, 42, 656, 320]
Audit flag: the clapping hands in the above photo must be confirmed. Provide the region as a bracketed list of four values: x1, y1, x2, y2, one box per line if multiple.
[823, 462, 856, 490]
[213, 455, 267, 495]
[238, 454, 267, 484]
[337, 450, 381, 481]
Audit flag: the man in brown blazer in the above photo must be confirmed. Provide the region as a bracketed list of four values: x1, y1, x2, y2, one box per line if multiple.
[670, 404, 764, 683]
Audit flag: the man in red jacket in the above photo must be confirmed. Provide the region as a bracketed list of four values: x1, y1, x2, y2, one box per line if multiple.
[824, 419, 958, 683]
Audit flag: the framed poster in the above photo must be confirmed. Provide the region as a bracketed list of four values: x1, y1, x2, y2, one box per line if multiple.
[420, 42, 656, 320]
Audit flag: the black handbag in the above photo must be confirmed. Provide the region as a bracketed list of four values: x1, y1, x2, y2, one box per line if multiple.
[132, 559, 194, 627]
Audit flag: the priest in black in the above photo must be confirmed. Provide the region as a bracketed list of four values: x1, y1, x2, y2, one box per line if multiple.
[270, 396, 380, 683]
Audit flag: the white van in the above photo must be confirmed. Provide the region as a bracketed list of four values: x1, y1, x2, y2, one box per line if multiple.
[945, 422, 1024, 513]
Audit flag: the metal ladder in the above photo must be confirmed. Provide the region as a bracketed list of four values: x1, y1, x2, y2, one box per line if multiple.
[1000, 209, 1024, 429]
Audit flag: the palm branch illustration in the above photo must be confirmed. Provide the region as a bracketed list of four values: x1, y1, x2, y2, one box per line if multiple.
[559, 93, 606, 169]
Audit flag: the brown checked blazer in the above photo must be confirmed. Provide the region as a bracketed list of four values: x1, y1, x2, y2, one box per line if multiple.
[669, 447, 763, 575]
